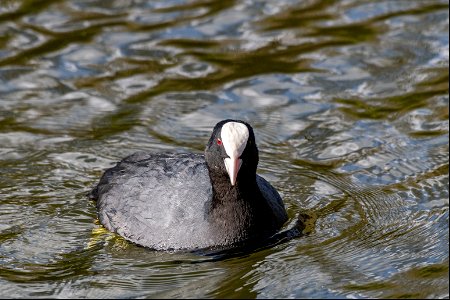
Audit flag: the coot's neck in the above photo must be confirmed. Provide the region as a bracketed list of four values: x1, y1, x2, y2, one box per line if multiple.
[208, 170, 260, 207]
[207, 169, 278, 245]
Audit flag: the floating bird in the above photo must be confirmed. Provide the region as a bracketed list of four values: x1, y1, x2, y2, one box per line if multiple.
[89, 120, 288, 250]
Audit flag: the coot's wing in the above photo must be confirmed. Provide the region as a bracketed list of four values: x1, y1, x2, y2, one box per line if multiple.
[92, 152, 215, 250]
[256, 175, 288, 227]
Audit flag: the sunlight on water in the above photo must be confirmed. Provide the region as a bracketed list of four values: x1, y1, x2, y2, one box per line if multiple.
[0, 0, 448, 298]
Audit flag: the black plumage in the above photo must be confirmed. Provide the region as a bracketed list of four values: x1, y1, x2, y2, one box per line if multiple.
[89, 120, 288, 250]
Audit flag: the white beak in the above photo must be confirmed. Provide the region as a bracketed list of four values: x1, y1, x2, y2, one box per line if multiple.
[224, 157, 242, 186]
[221, 122, 249, 186]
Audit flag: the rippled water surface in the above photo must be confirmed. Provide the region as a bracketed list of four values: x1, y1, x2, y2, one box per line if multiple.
[0, 0, 448, 298]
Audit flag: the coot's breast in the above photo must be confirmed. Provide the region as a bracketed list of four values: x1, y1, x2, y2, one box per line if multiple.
[93, 152, 215, 250]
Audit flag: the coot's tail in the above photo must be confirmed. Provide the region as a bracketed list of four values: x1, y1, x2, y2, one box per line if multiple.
[87, 186, 99, 201]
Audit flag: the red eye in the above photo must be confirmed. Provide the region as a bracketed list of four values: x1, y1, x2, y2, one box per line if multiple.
[217, 138, 222, 145]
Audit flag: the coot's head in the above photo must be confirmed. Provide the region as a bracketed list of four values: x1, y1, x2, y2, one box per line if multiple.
[205, 120, 259, 186]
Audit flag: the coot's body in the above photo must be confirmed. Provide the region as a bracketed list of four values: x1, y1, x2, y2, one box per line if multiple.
[89, 120, 288, 250]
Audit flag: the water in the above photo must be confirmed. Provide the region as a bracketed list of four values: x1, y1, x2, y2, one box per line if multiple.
[0, 0, 448, 298]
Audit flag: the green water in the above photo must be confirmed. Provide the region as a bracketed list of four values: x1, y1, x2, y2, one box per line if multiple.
[0, 0, 448, 298]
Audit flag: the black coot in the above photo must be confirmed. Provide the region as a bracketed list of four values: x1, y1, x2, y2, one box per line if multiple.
[89, 120, 288, 250]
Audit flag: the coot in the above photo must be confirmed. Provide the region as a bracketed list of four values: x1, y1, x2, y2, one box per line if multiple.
[89, 120, 288, 250]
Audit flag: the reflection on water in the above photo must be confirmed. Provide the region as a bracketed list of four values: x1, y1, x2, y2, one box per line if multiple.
[0, 0, 448, 298]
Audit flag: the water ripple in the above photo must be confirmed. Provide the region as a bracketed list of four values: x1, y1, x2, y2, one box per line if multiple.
[0, 0, 448, 298]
